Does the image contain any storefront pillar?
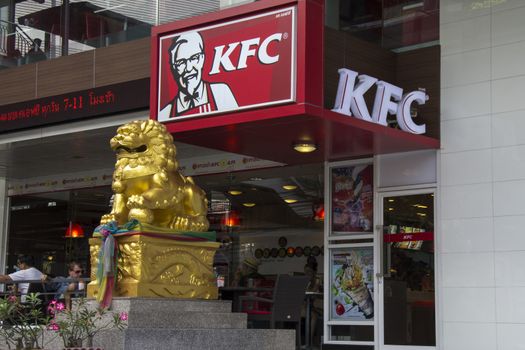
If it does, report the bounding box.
[0,177,7,280]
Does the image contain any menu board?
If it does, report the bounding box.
[331,247,374,321]
[331,164,373,233]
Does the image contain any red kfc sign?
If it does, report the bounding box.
[155,6,296,122]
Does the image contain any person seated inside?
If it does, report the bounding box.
[0,254,44,302]
[304,256,322,293]
[26,38,46,63]
[232,257,268,313]
[233,257,264,287]
[302,256,323,345]
[45,261,85,309]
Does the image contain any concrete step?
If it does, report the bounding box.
[80,297,245,329]
[127,311,247,329]
[123,328,296,350]
[108,297,233,314]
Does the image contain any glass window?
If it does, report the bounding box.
[7,188,112,277]
[1,0,256,68]
[326,0,439,51]
[6,163,324,290]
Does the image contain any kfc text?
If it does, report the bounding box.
[209,33,284,75]
[333,68,428,134]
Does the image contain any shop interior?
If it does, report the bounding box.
[6,161,325,287]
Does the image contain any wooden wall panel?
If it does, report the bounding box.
[397,46,441,139]
[94,38,150,87]
[0,65,37,105]
[324,28,346,111]
[325,28,396,111]
[0,38,151,107]
[37,51,94,98]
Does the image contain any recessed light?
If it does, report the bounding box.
[388,199,395,202]
[388,207,394,211]
[282,185,297,191]
[284,198,298,204]
[416,212,427,216]
[228,190,242,196]
[292,142,317,153]
[242,203,256,207]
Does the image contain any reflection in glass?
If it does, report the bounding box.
[383,193,435,346]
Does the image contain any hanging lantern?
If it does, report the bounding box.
[313,202,325,221]
[222,211,241,228]
[65,222,84,238]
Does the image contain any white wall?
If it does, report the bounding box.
[440,1,525,349]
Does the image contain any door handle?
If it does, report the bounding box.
[376,224,391,279]
[376,224,384,279]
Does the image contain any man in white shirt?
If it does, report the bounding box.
[0,254,44,301]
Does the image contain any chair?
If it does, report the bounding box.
[26,282,50,317]
[239,275,309,349]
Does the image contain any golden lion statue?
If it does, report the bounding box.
[101,119,209,232]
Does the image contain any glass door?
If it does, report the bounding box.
[378,191,436,349]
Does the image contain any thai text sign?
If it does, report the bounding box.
[0,79,149,133]
[155,6,296,122]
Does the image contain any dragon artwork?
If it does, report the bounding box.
[100,119,209,232]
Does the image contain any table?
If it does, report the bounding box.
[219,286,273,312]
[304,291,323,350]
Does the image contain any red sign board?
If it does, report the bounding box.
[383,232,434,243]
[154,5,296,123]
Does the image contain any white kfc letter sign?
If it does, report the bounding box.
[332,68,428,134]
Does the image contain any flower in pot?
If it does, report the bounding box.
[0,293,53,349]
[47,298,127,349]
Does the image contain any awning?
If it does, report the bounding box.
[166,104,440,165]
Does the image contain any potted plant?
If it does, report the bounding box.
[47,298,127,349]
[0,293,53,350]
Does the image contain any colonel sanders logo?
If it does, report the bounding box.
[159,32,238,120]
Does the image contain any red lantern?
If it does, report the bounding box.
[222,211,241,228]
[313,202,325,221]
[65,222,84,238]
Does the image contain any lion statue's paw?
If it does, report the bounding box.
[100,214,116,225]
[171,216,190,231]
[127,194,146,209]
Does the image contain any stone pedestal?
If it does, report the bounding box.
[87,233,220,299]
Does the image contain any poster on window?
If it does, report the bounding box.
[331,247,374,321]
[331,164,373,233]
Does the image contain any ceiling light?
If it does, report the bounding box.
[249,177,263,181]
[242,203,256,207]
[388,199,395,202]
[228,189,242,196]
[388,207,394,211]
[282,185,297,191]
[413,204,428,209]
[284,198,298,204]
[292,142,317,153]
[416,212,427,216]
